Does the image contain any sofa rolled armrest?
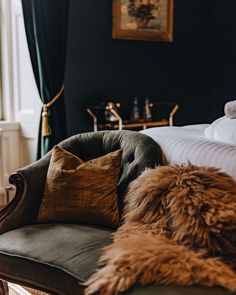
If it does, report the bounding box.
[0,173,25,223]
[0,153,51,234]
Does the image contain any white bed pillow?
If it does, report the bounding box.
[204,116,236,145]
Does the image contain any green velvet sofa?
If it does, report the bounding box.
[0,130,234,295]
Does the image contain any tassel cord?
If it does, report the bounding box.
[41,84,64,137]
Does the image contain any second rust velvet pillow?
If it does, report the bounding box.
[38,146,122,228]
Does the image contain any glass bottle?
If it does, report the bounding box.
[130,97,140,121]
[143,97,152,121]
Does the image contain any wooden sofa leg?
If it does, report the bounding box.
[0,280,8,295]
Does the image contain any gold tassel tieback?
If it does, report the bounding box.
[42,106,52,137]
[41,84,64,137]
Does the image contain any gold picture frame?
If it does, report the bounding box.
[113,0,174,42]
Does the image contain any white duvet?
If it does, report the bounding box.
[141,124,236,181]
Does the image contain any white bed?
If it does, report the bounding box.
[141,124,236,181]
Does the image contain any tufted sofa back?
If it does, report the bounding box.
[1,131,162,232]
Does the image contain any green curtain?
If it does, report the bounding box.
[22,0,69,159]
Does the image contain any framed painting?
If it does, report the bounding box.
[112,0,174,42]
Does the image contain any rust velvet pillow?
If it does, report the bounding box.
[38,146,122,228]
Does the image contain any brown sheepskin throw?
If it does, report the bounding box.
[84,164,236,295]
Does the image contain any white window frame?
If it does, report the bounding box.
[0,63,2,120]
[0,0,15,121]
[0,0,41,167]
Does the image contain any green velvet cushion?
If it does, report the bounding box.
[0,224,233,295]
[0,224,113,295]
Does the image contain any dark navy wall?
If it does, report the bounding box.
[64,0,236,135]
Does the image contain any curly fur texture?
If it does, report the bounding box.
[84,164,236,295]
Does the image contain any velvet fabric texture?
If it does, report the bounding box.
[38,146,122,228]
[22,0,69,158]
[0,224,113,295]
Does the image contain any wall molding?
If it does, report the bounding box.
[0,121,19,205]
